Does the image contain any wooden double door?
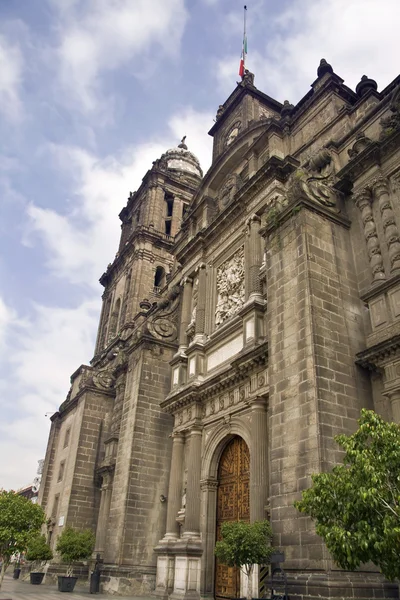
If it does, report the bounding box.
[215,436,250,600]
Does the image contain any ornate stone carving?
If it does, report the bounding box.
[287,149,338,208]
[225,121,241,148]
[391,171,400,193]
[215,246,245,326]
[348,131,373,158]
[380,86,400,139]
[188,277,198,332]
[93,369,116,390]
[372,176,400,272]
[354,187,386,281]
[216,105,225,121]
[218,174,239,209]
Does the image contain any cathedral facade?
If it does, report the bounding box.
[39,61,400,600]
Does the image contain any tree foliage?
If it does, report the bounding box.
[0,490,46,589]
[26,534,53,570]
[295,409,400,581]
[56,527,95,576]
[214,520,273,600]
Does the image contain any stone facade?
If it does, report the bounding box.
[39,64,400,599]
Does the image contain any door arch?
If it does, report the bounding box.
[215,436,250,600]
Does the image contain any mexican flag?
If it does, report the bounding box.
[238,10,247,77]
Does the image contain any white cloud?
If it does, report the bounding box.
[0,34,24,121]
[0,298,99,490]
[0,297,16,354]
[26,107,213,287]
[50,0,188,112]
[217,0,400,103]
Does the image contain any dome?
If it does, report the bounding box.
[161,138,203,178]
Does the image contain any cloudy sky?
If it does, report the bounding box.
[0,0,399,491]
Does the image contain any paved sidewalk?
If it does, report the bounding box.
[0,574,151,600]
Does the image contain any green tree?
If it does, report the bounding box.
[295,409,400,581]
[214,520,273,600]
[26,534,53,572]
[0,490,46,589]
[56,527,95,576]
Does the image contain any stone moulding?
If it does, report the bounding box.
[161,340,268,414]
[356,333,400,370]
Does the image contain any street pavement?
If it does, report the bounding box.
[0,574,152,600]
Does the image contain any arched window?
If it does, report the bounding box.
[108,298,121,340]
[98,297,112,350]
[164,192,174,236]
[154,266,166,294]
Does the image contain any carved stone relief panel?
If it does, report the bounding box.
[215,246,245,327]
[388,286,400,319]
[369,296,389,330]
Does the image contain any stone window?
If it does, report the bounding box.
[108,298,121,340]
[63,427,71,449]
[57,461,65,482]
[165,192,174,235]
[154,266,166,294]
[52,494,60,517]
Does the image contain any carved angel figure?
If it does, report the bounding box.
[215,248,245,326]
[287,149,337,208]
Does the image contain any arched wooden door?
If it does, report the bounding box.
[215,436,250,600]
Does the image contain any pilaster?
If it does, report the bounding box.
[372,176,400,273]
[354,187,386,282]
[249,397,269,522]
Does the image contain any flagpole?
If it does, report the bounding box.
[243,5,247,72]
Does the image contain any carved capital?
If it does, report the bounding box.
[200,478,218,491]
[196,262,206,273]
[181,276,193,287]
[247,214,262,226]
[372,176,390,198]
[354,187,372,209]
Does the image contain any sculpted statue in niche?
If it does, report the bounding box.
[287,148,338,209]
[188,277,199,333]
[215,246,245,326]
[218,174,238,209]
[225,121,241,148]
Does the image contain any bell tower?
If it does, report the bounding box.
[94,140,202,356]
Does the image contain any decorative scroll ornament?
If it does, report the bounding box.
[287,149,338,208]
[92,369,116,390]
[380,87,400,139]
[215,246,245,326]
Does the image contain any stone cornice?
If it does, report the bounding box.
[336,130,400,190]
[100,225,174,287]
[356,335,400,370]
[360,272,400,303]
[260,196,351,239]
[175,156,297,265]
[161,340,268,413]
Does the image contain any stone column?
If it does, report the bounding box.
[249,398,269,522]
[164,433,185,540]
[200,478,219,596]
[354,187,386,281]
[183,426,202,538]
[94,472,113,555]
[194,264,207,337]
[247,215,263,299]
[179,278,193,351]
[372,176,400,273]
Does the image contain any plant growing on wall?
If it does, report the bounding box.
[56,527,95,577]
[295,409,400,581]
[214,520,273,600]
[0,490,46,589]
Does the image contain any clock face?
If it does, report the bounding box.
[226,123,240,146]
